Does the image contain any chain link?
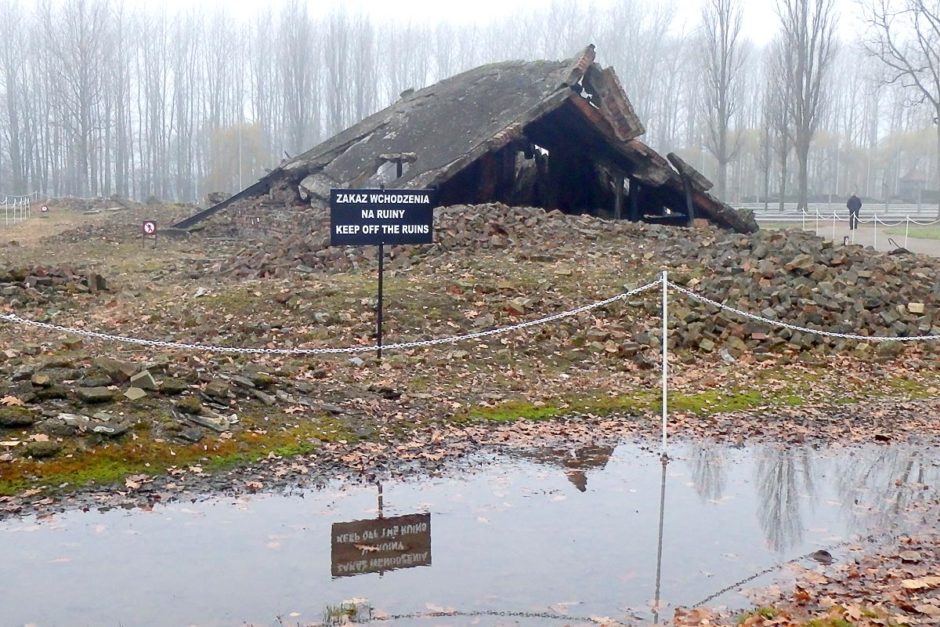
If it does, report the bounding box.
[374,609,631,624]
[0,279,661,355]
[669,281,940,342]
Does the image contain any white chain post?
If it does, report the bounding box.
[801,209,806,231]
[661,270,668,459]
[874,215,878,250]
[831,212,836,241]
[905,217,910,249]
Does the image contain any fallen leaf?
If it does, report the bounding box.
[901,576,940,591]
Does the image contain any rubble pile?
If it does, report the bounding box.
[207,203,940,355]
[665,228,940,356]
[0,265,108,308]
[210,203,642,278]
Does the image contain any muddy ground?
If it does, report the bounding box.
[0,201,938,626]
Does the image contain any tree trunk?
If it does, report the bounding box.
[936,123,940,218]
[797,142,809,213]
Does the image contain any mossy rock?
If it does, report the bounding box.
[35,385,69,400]
[203,380,230,399]
[249,372,276,389]
[160,379,190,396]
[175,397,202,415]
[76,387,117,404]
[0,406,39,427]
[24,440,63,459]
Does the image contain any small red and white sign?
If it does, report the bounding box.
[40,205,49,213]
[142,220,157,235]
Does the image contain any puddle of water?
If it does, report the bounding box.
[0,440,936,626]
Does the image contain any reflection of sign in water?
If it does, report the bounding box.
[331,513,431,577]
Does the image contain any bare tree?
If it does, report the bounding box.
[0,0,28,193]
[701,0,747,199]
[864,0,940,215]
[777,0,838,212]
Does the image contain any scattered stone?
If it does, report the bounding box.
[92,357,138,383]
[177,426,204,443]
[183,412,230,433]
[76,387,117,404]
[203,380,230,400]
[79,376,113,388]
[248,372,276,388]
[907,302,925,314]
[62,338,84,351]
[34,385,68,400]
[0,406,39,428]
[129,370,158,390]
[349,357,365,368]
[91,421,131,437]
[159,379,190,395]
[124,387,148,401]
[230,375,256,389]
[24,440,63,458]
[12,365,37,382]
[30,373,52,387]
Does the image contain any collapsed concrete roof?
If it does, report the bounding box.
[174,45,757,233]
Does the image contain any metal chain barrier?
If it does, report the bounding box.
[669,281,940,342]
[371,608,631,624]
[0,279,662,355]
[692,539,857,608]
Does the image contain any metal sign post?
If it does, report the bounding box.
[142,220,157,247]
[377,243,384,360]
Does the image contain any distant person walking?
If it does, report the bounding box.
[847,193,862,230]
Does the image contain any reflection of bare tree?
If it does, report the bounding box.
[834,445,940,533]
[756,445,816,553]
[691,443,726,501]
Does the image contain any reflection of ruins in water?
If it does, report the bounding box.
[523,445,616,492]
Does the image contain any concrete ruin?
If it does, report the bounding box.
[174,45,757,233]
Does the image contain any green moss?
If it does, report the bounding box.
[464,386,806,423]
[0,415,354,497]
[470,400,564,422]
[738,607,778,623]
[670,389,767,414]
[807,619,854,627]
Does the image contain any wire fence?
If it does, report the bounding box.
[798,208,940,250]
[0,194,35,227]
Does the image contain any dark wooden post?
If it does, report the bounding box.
[628,178,640,222]
[681,175,695,226]
[614,173,624,220]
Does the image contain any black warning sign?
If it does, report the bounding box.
[330,189,434,246]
